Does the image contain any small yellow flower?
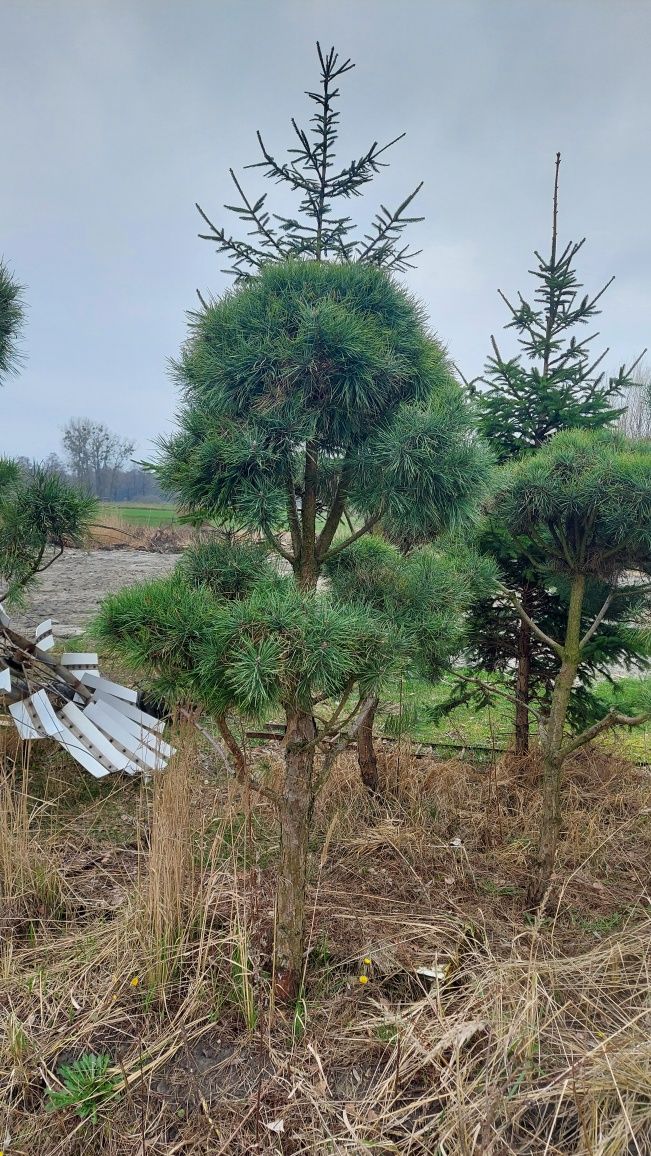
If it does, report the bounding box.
[130,976,140,988]
[363,957,372,965]
[358,974,369,985]
[111,994,117,1002]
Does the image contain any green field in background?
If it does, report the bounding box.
[99,502,178,526]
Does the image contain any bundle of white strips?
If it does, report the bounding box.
[0,604,174,779]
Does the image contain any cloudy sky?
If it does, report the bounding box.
[2,0,650,460]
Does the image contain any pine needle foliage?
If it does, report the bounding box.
[178,534,274,600]
[96,570,400,724]
[454,542,650,730]
[0,259,24,383]
[497,429,651,579]
[0,462,96,605]
[196,43,423,279]
[157,261,493,585]
[324,535,497,684]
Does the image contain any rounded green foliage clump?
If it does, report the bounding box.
[95,569,400,720]
[157,260,492,542]
[176,260,441,440]
[495,429,651,578]
[178,535,275,600]
[324,534,498,682]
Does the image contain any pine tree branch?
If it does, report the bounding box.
[34,544,65,578]
[315,695,377,790]
[315,467,351,561]
[579,590,615,648]
[301,441,319,577]
[195,202,267,270]
[355,184,424,265]
[261,527,294,565]
[285,468,303,559]
[560,709,649,760]
[322,511,383,562]
[500,586,564,659]
[198,716,281,804]
[226,168,287,257]
[450,669,545,724]
[314,677,356,733]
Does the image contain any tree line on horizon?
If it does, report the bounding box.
[12,416,165,503]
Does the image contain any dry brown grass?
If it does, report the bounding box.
[88,511,193,552]
[1,734,651,1153]
[0,743,67,930]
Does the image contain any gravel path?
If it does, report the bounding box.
[9,549,181,635]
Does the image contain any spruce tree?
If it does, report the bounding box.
[195,43,423,281]
[458,155,646,754]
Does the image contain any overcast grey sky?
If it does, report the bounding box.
[2,0,651,461]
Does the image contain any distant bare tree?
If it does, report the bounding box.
[617,362,651,440]
[62,418,135,499]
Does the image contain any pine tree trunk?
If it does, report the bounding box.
[527,574,584,908]
[356,697,380,795]
[534,749,564,904]
[274,707,317,1001]
[514,586,533,756]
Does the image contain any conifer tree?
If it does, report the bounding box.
[496,429,651,904]
[195,43,423,281]
[0,260,95,603]
[96,44,494,998]
[457,155,646,754]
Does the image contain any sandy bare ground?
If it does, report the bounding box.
[10,548,181,636]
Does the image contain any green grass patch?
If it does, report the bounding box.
[99,502,178,526]
[377,671,650,761]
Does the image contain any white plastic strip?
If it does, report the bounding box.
[60,653,100,676]
[9,690,62,740]
[92,689,165,734]
[31,689,62,736]
[0,666,11,693]
[58,702,133,773]
[9,699,44,740]
[0,603,9,626]
[54,724,112,778]
[35,620,54,652]
[84,700,166,772]
[88,696,174,760]
[79,672,138,704]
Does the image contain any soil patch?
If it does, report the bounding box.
[11,548,181,633]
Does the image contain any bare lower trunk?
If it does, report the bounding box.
[528,575,584,908]
[274,708,317,1002]
[514,612,532,757]
[356,697,380,795]
[529,752,564,906]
